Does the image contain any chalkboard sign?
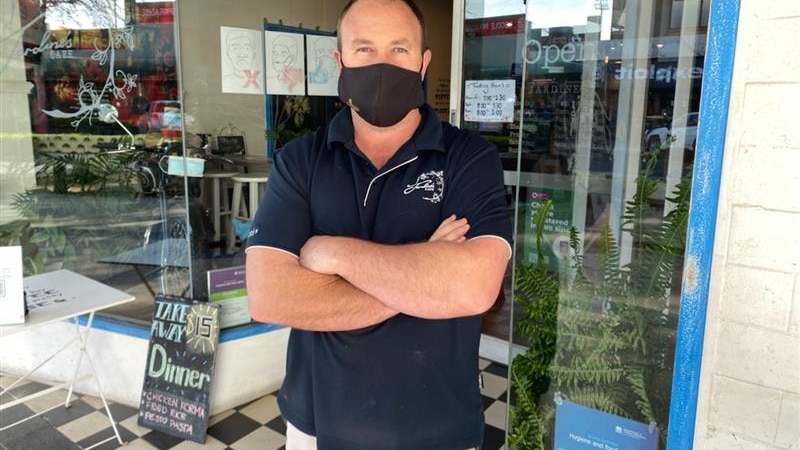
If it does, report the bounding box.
[138,296,220,443]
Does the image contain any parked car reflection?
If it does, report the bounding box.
[645,112,699,153]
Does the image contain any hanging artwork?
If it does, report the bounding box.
[305,35,339,96]
[220,27,264,95]
[264,31,306,95]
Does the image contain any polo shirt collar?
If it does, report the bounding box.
[327,105,447,157]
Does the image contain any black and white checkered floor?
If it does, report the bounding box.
[1,359,509,450]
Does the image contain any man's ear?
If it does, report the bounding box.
[421,48,432,80]
[334,49,343,70]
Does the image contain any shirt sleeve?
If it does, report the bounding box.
[245,136,314,256]
[442,130,513,250]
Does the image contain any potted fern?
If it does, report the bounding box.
[509,144,691,450]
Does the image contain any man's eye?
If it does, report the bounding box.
[393,47,409,53]
[356,47,373,53]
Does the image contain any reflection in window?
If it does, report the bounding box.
[465,0,526,19]
[1,0,191,326]
[670,0,711,29]
[478,0,711,448]
[526,0,614,40]
[45,0,127,30]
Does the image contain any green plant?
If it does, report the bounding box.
[0,220,51,275]
[34,148,142,194]
[0,147,157,276]
[508,200,559,450]
[1,189,155,276]
[265,95,310,148]
[509,139,690,450]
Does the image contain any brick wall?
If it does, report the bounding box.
[695,1,800,449]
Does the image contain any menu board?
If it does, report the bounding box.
[138,296,220,443]
[464,79,516,123]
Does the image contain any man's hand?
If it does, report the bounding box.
[299,215,470,274]
[429,214,469,243]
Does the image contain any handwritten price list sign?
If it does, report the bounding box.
[464,79,516,123]
[138,296,220,443]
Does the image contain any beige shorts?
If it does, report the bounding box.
[285,421,318,449]
[285,421,479,450]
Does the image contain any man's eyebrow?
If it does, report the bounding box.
[390,38,413,46]
[349,38,374,46]
[347,38,414,47]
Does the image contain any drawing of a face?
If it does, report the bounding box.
[271,35,296,73]
[227,32,255,73]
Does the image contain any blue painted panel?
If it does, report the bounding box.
[666,1,741,449]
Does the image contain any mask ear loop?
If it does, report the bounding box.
[418,60,427,104]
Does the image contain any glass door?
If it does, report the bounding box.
[454,0,709,448]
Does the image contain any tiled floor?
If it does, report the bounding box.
[0,358,509,450]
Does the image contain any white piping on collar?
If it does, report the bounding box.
[363,156,419,207]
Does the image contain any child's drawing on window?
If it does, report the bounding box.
[265,31,306,95]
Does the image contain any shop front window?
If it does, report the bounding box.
[1,0,191,324]
[460,0,707,448]
[2,0,351,330]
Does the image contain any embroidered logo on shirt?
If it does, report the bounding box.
[403,170,444,204]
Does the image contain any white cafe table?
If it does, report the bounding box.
[0,269,135,449]
[98,237,190,297]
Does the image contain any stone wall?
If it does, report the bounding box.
[695,1,800,449]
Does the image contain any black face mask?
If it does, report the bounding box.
[338,63,424,128]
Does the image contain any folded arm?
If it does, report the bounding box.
[246,248,396,331]
[246,215,475,330]
[299,225,510,319]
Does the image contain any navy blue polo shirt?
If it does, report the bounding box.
[246,105,512,450]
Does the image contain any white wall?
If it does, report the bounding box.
[694,1,800,449]
[0,322,289,414]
